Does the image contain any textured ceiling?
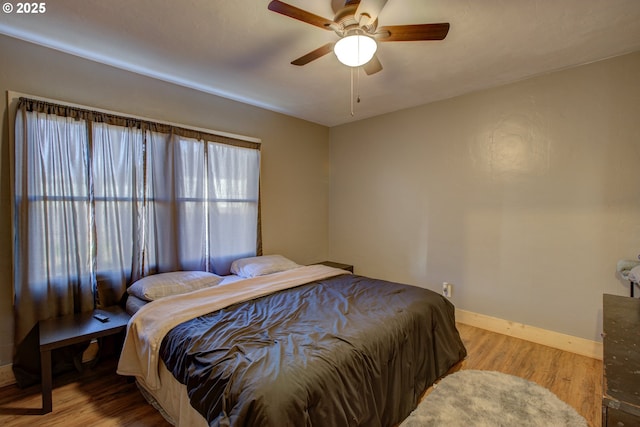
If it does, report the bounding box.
[1,0,640,126]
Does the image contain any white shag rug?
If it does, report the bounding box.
[400,370,588,427]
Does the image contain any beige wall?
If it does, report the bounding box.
[0,35,330,365]
[329,52,640,342]
[1,32,638,369]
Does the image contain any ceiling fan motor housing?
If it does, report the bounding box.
[332,3,378,36]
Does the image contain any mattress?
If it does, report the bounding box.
[118,265,467,426]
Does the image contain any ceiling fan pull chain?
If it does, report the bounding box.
[357,66,361,104]
[350,65,363,116]
[350,67,355,116]
[356,38,361,104]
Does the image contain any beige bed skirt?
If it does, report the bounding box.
[136,361,208,427]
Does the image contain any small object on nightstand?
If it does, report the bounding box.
[314,261,354,273]
[93,313,109,322]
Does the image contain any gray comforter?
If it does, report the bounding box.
[159,273,467,426]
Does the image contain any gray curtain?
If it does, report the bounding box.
[13,98,261,386]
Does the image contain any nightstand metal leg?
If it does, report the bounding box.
[41,348,52,414]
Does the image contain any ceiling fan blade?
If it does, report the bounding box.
[331,0,354,14]
[363,54,383,75]
[377,23,450,42]
[291,42,336,66]
[268,0,334,30]
[355,0,389,27]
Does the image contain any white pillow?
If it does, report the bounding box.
[127,271,223,301]
[230,255,300,278]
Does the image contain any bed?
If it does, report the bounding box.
[117,256,467,427]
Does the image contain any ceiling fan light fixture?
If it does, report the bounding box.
[334,34,377,67]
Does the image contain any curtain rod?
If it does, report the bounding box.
[10,91,262,144]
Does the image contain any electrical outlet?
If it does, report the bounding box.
[442,282,452,298]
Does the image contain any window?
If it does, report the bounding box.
[13,97,261,340]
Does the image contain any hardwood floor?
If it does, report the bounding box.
[0,323,602,426]
[0,359,171,427]
[450,324,601,427]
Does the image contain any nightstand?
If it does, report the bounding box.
[39,305,130,413]
[314,261,354,273]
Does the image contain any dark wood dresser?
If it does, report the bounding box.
[602,294,640,426]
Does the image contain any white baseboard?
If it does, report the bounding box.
[0,363,16,388]
[456,309,603,360]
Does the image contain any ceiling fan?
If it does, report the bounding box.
[267,0,450,75]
